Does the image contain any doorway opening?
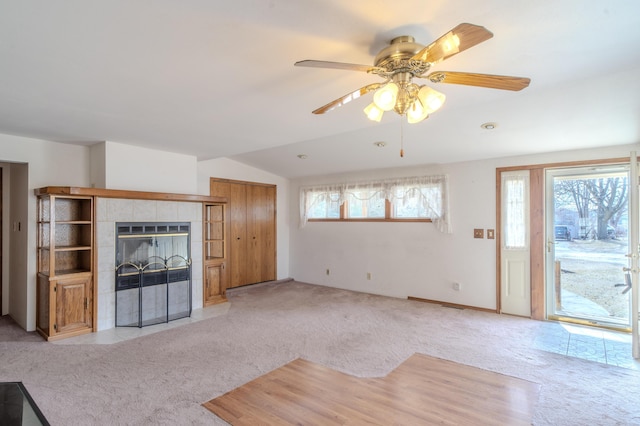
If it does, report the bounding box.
[545,165,631,330]
[0,167,2,313]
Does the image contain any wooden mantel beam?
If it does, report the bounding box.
[34,186,227,203]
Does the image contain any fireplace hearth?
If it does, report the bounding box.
[115,222,192,327]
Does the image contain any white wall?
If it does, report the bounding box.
[0,133,91,330]
[89,142,106,189]
[197,157,290,280]
[290,143,640,310]
[0,134,91,188]
[102,141,198,193]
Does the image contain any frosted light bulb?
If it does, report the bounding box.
[364,103,384,122]
[373,83,399,111]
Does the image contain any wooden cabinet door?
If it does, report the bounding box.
[204,263,226,305]
[54,275,92,334]
[229,183,247,288]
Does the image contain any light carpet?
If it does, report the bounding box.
[1,280,640,425]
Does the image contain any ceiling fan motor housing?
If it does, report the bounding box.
[374,36,427,114]
[374,36,426,68]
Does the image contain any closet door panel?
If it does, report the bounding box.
[246,185,265,284]
[209,181,230,199]
[262,185,276,282]
[229,183,247,288]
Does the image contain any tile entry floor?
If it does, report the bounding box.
[534,321,639,370]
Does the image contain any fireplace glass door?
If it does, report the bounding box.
[115,223,191,327]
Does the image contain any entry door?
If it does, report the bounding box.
[545,165,632,330]
[500,170,531,316]
[631,155,639,359]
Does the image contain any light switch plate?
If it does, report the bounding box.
[487,229,495,239]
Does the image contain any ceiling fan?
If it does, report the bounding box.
[295,23,530,124]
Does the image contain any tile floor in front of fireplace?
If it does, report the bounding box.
[52,302,230,345]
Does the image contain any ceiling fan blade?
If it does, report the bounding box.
[412,23,493,64]
[427,71,531,91]
[295,60,376,73]
[312,83,383,114]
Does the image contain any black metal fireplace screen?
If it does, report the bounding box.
[115,222,192,327]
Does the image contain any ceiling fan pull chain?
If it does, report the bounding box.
[400,116,404,158]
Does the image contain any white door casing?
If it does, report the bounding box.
[630,153,639,358]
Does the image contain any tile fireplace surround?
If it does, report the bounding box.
[96,197,204,331]
[35,186,227,339]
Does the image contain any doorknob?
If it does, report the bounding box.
[616,269,632,294]
[546,239,555,253]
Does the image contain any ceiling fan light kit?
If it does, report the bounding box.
[364,103,384,122]
[373,82,399,111]
[405,85,446,124]
[295,23,530,125]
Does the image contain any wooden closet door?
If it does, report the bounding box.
[245,185,276,284]
[262,186,276,282]
[229,183,247,288]
[246,185,265,284]
[210,178,276,288]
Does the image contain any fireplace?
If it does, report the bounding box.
[115,222,192,327]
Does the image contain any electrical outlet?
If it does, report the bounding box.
[473,228,484,239]
[366,272,372,280]
[452,282,461,291]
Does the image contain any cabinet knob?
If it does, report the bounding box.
[237,237,241,240]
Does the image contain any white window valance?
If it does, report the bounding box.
[299,174,452,233]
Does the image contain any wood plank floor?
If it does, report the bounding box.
[203,353,540,425]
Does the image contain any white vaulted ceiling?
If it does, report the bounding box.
[1,1,639,177]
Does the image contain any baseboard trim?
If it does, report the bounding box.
[225,278,294,295]
[408,296,498,314]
